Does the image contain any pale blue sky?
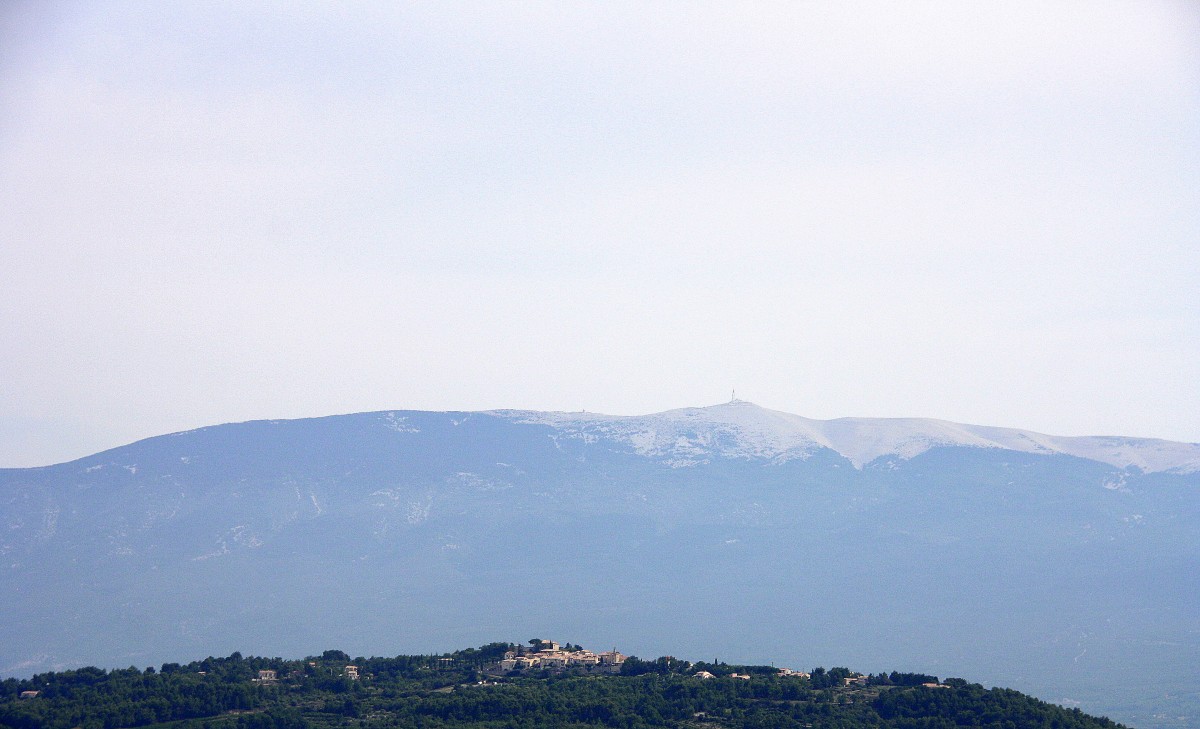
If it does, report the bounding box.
[2,2,1198,467]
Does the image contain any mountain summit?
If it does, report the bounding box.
[491,401,1200,473]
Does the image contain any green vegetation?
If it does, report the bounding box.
[0,644,1126,729]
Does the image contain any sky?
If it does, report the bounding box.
[1,2,1198,467]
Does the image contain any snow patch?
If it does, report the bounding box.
[38,508,59,542]
[407,500,431,525]
[490,401,1200,474]
[1102,474,1129,491]
[193,525,262,560]
[452,472,509,491]
[381,412,419,433]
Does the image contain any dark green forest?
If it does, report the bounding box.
[0,644,1127,729]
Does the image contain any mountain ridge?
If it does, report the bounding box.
[493,400,1200,473]
[19,400,1200,475]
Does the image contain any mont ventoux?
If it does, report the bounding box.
[2,401,1197,728]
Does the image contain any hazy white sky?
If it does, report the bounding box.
[2,2,1198,467]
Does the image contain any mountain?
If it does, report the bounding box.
[1,402,1197,728]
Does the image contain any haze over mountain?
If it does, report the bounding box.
[2,402,1197,728]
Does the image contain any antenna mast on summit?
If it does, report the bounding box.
[731,388,736,402]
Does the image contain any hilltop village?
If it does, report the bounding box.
[486,640,827,683]
[490,640,627,675]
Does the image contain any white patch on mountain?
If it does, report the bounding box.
[380,412,420,433]
[493,400,1200,474]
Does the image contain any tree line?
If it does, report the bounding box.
[0,643,1126,729]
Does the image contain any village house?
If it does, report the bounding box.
[256,670,277,682]
[493,642,625,675]
[345,665,359,680]
[19,691,39,699]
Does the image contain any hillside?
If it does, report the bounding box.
[0,642,1127,729]
[1,403,1197,728]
